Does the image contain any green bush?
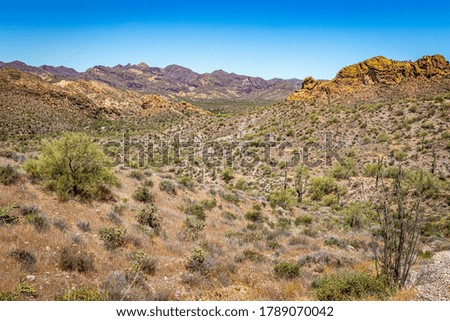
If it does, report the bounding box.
[340,202,375,230]
[129,250,157,275]
[309,176,338,201]
[0,205,19,226]
[178,176,194,190]
[57,287,109,301]
[222,192,240,205]
[159,180,176,195]
[136,204,161,231]
[23,133,117,201]
[295,215,312,226]
[312,271,391,300]
[221,168,235,183]
[0,291,17,301]
[183,217,205,239]
[362,163,380,177]
[132,186,154,203]
[0,164,20,185]
[268,188,297,210]
[99,226,126,250]
[274,261,300,279]
[185,247,206,272]
[184,203,206,220]
[330,157,357,179]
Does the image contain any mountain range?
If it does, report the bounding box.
[0,60,301,101]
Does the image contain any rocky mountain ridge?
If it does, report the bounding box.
[288,55,450,104]
[0,60,301,101]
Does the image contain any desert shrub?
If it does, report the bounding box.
[312,271,391,300]
[184,203,206,220]
[0,204,19,226]
[178,176,194,190]
[330,157,357,179]
[129,170,145,181]
[23,133,118,201]
[0,291,17,301]
[221,167,235,183]
[245,210,262,222]
[77,221,91,232]
[16,282,37,298]
[183,217,205,239]
[57,287,109,301]
[159,180,176,195]
[136,205,161,232]
[59,247,94,273]
[185,247,206,272]
[143,178,154,187]
[295,215,312,226]
[235,178,250,191]
[393,150,408,162]
[0,164,20,185]
[20,206,49,232]
[222,211,237,220]
[132,186,154,203]
[362,163,379,177]
[53,218,68,231]
[274,261,300,279]
[322,194,338,206]
[236,250,265,263]
[129,250,157,275]
[199,199,217,210]
[222,192,240,205]
[268,188,297,210]
[99,226,127,250]
[376,132,390,143]
[340,202,375,230]
[309,176,338,201]
[9,249,36,269]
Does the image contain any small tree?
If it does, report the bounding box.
[24,133,117,200]
[372,165,425,288]
[294,164,309,203]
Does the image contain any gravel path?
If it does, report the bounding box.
[409,251,450,301]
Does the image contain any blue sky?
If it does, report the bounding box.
[1,0,449,79]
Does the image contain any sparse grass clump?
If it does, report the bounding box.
[312,271,391,300]
[99,226,127,250]
[132,186,154,203]
[159,180,176,195]
[0,204,19,226]
[245,204,263,222]
[59,247,95,273]
[222,192,240,205]
[23,133,117,201]
[274,261,300,279]
[0,164,20,185]
[20,206,49,232]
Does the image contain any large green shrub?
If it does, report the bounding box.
[309,176,339,201]
[268,188,297,210]
[24,133,117,201]
[312,271,391,300]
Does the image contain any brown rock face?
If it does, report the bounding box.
[288,55,450,104]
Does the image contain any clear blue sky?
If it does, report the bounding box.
[1,0,449,79]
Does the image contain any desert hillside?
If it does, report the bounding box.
[0,55,449,301]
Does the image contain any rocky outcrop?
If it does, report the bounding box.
[288,55,450,104]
